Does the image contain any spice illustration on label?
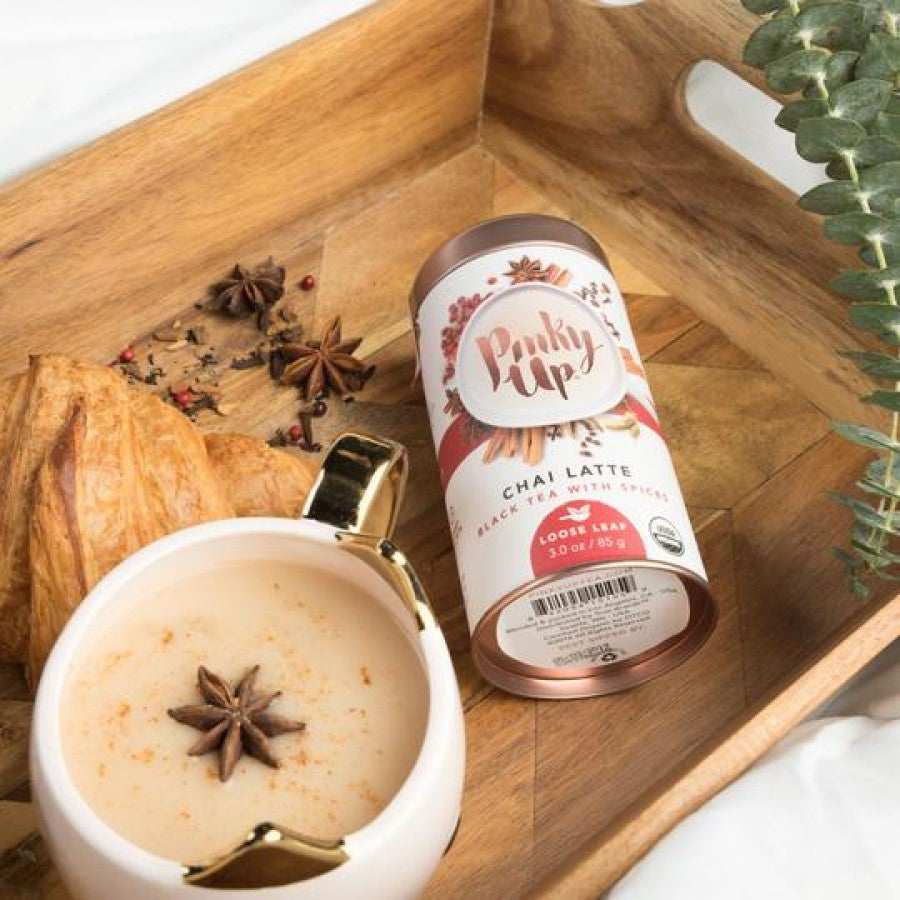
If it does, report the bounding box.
[436,258,655,480]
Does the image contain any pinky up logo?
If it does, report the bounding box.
[530,500,646,577]
[455,283,626,430]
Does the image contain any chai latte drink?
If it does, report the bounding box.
[61,559,428,863]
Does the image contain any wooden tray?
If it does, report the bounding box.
[2,1,899,896]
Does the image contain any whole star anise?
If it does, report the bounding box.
[211,257,285,329]
[504,255,545,283]
[168,665,305,782]
[280,316,374,398]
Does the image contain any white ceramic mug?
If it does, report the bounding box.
[31,432,465,899]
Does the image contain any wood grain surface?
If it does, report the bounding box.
[0,0,492,375]
[484,0,884,428]
[0,0,897,897]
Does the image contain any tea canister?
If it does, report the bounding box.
[410,214,717,699]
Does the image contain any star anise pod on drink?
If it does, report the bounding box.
[280,316,375,398]
[168,665,305,782]
[504,255,545,283]
[210,257,286,329]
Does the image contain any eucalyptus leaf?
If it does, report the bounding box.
[827,157,853,179]
[834,551,873,593]
[859,160,900,190]
[831,420,900,450]
[853,524,900,559]
[844,530,884,569]
[847,542,880,566]
[744,17,802,68]
[849,541,900,576]
[832,546,861,568]
[799,180,862,214]
[867,455,900,486]
[830,269,900,299]
[823,212,897,244]
[741,0,789,10]
[803,50,860,96]
[831,78,894,125]
[796,116,865,162]
[856,476,900,501]
[832,549,872,594]
[872,113,900,142]
[863,389,900,411]
[861,243,900,267]
[855,135,900,166]
[867,190,900,214]
[840,348,900,376]
[857,160,900,210]
[776,97,831,132]
[741,2,900,594]
[856,31,900,80]
[831,491,900,534]
[767,48,830,92]
[830,150,891,179]
[848,302,900,341]
[858,0,900,24]
[796,3,868,51]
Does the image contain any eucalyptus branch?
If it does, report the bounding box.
[742,0,900,596]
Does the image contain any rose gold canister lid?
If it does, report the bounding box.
[410,214,608,315]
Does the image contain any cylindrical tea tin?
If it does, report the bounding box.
[410,214,716,699]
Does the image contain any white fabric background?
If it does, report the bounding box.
[610,641,900,900]
[3,2,898,897]
[0,0,373,184]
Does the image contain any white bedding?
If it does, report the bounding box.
[3,2,898,897]
[0,0,374,184]
[610,641,900,899]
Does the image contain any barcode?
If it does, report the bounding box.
[530,574,638,617]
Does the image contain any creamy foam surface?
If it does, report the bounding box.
[61,560,428,863]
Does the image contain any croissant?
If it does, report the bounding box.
[0,371,30,661]
[0,355,317,688]
[204,432,316,518]
[0,356,120,662]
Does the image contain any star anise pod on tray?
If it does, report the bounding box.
[210,257,285,329]
[168,665,305,782]
[504,255,545,283]
[280,316,375,398]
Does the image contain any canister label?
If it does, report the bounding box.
[416,243,705,672]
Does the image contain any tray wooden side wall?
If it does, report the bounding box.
[0,0,493,371]
[0,1,898,898]
[486,0,877,428]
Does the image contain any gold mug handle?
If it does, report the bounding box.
[301,431,408,539]
[304,431,435,633]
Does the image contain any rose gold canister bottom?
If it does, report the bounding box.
[472,561,716,699]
